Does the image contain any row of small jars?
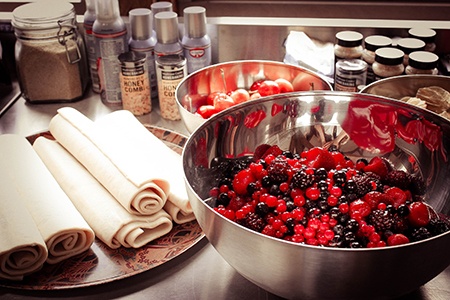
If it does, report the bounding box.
[334,29,440,90]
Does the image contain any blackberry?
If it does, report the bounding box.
[267,157,290,183]
[333,224,345,236]
[368,209,394,232]
[291,169,314,189]
[282,150,294,159]
[384,170,411,190]
[427,219,450,235]
[238,212,266,232]
[410,227,432,241]
[255,202,270,217]
[352,174,376,197]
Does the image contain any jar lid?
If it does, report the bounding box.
[364,35,392,52]
[119,51,147,65]
[375,47,404,65]
[397,38,426,54]
[336,31,363,47]
[408,51,439,70]
[12,0,75,30]
[155,11,179,44]
[408,27,436,44]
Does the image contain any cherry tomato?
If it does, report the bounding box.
[275,78,294,93]
[258,80,281,97]
[292,73,327,91]
[230,88,250,104]
[214,94,235,111]
[196,105,219,119]
[249,79,264,91]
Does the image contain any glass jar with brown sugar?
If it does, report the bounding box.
[12,0,88,103]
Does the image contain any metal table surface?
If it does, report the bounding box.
[0,90,449,300]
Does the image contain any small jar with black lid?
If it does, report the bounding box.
[334,30,364,62]
[405,51,439,75]
[397,37,426,66]
[362,35,392,85]
[373,47,405,81]
[408,27,437,52]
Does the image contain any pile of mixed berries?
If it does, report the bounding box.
[209,144,450,248]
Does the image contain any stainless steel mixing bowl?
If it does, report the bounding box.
[176,60,332,133]
[360,74,450,99]
[182,91,450,300]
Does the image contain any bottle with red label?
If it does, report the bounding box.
[181,6,211,73]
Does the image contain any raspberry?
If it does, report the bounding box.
[387,233,410,246]
[232,169,255,195]
[408,202,431,227]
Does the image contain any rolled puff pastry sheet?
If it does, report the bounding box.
[92,109,195,223]
[49,107,169,216]
[0,134,95,265]
[33,137,173,249]
[0,175,48,281]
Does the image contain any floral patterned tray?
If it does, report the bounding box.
[0,125,204,290]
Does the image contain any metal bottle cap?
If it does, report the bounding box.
[95,0,121,22]
[129,8,152,40]
[183,6,207,38]
[155,11,179,44]
[151,1,173,30]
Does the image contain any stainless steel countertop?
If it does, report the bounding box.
[0,90,449,300]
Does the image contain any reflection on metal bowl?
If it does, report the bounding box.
[176,60,332,133]
[360,74,450,100]
[182,91,450,300]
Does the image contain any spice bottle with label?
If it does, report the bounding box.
[397,38,426,67]
[129,8,158,99]
[181,6,212,74]
[83,0,100,93]
[12,0,88,103]
[334,59,367,92]
[408,28,437,52]
[362,35,392,85]
[119,51,151,116]
[156,54,187,120]
[405,51,439,75]
[154,11,183,57]
[93,0,128,105]
[373,47,405,80]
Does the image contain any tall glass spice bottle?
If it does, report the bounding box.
[154,11,183,57]
[12,0,88,103]
[362,35,392,85]
[93,0,128,105]
[83,0,100,93]
[128,8,157,99]
[181,6,212,74]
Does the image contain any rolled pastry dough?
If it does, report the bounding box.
[33,137,173,249]
[0,134,95,265]
[0,174,48,281]
[49,108,168,215]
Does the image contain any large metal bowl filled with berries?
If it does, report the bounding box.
[175,60,332,133]
[182,91,450,300]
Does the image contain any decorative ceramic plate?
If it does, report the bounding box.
[0,125,204,290]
